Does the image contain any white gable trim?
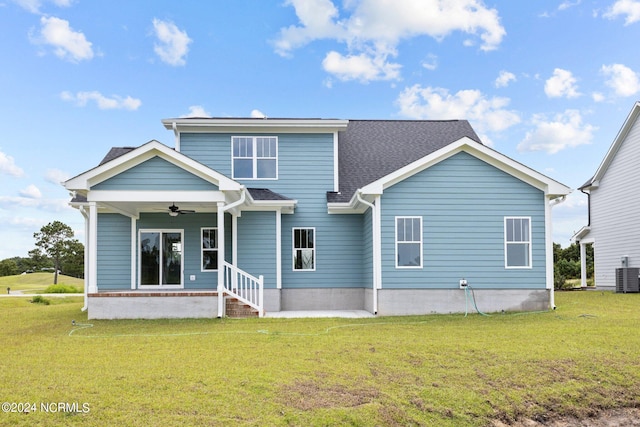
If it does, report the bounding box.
[65,140,241,192]
[583,101,640,190]
[359,137,572,198]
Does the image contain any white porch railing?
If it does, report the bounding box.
[223,262,264,317]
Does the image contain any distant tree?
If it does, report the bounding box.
[0,259,18,276]
[33,221,75,284]
[62,239,84,278]
[26,249,53,272]
[553,242,594,289]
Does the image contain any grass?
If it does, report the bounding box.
[1,291,640,426]
[0,273,84,293]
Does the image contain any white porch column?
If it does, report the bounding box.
[545,197,555,309]
[217,202,225,317]
[276,209,282,289]
[88,202,98,294]
[580,242,588,288]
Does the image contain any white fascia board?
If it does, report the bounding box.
[87,190,226,203]
[162,118,349,134]
[65,140,241,192]
[590,101,640,185]
[359,137,572,198]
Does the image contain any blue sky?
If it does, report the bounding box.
[1,0,640,260]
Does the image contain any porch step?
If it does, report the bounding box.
[225,297,259,318]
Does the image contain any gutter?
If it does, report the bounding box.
[356,191,379,315]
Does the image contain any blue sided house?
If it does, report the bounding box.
[64,117,571,319]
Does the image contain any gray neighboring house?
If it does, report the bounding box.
[573,102,640,290]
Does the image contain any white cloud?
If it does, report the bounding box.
[592,92,605,102]
[61,91,142,110]
[495,70,516,88]
[558,0,581,11]
[33,16,93,62]
[544,68,580,98]
[45,168,70,185]
[421,54,438,71]
[396,85,521,143]
[250,109,267,118]
[322,50,401,82]
[275,0,505,82]
[601,63,640,96]
[604,0,640,25]
[517,110,597,154]
[19,184,42,199]
[0,196,70,212]
[13,0,72,13]
[152,18,192,66]
[0,150,25,177]
[180,105,210,118]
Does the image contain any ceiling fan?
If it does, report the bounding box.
[166,203,195,217]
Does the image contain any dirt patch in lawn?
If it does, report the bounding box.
[278,379,379,411]
[492,407,640,427]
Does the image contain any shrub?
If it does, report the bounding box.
[43,284,81,294]
[31,295,50,305]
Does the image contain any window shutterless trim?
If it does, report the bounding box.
[395,216,423,269]
[201,227,218,272]
[231,136,278,180]
[292,227,316,271]
[504,216,532,269]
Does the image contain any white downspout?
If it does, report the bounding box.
[546,195,567,310]
[357,191,380,315]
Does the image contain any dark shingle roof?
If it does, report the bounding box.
[99,147,137,165]
[247,188,293,201]
[328,120,482,203]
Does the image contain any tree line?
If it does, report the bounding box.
[0,221,84,282]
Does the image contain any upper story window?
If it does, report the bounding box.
[505,217,532,268]
[232,136,277,179]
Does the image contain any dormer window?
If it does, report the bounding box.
[232,136,277,179]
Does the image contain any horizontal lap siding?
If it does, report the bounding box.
[381,151,546,289]
[590,117,640,287]
[237,212,277,289]
[180,132,365,288]
[97,213,131,290]
[93,156,218,191]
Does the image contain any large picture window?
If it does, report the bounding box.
[293,228,315,271]
[139,230,183,287]
[201,228,218,271]
[396,217,422,268]
[505,217,532,268]
[232,136,277,179]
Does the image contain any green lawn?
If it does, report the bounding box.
[1,291,639,426]
[0,273,83,293]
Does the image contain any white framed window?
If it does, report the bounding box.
[232,136,277,179]
[396,217,422,268]
[293,228,315,271]
[201,228,218,272]
[139,229,184,288]
[505,217,532,268]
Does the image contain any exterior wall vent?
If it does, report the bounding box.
[616,267,640,293]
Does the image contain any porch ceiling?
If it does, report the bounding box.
[98,201,222,217]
